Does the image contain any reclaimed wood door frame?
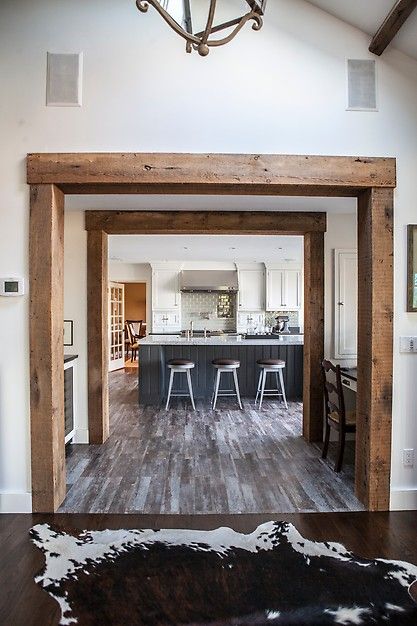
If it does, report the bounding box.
[27,152,396,512]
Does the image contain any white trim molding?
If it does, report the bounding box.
[0,491,32,513]
[390,488,417,511]
[72,428,89,444]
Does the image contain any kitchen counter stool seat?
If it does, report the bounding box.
[165,359,196,410]
[211,359,242,410]
[255,359,288,410]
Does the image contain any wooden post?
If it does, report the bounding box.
[29,184,66,512]
[87,230,109,443]
[356,188,393,510]
[303,231,325,442]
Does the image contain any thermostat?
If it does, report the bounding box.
[0,277,25,297]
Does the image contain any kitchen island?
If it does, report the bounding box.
[138,335,304,405]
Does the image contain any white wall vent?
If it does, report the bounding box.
[46,52,83,106]
[347,59,377,111]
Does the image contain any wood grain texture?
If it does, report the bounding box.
[85,210,326,235]
[27,153,396,195]
[303,232,325,443]
[369,0,417,55]
[29,184,66,512]
[87,231,109,444]
[356,188,394,511]
[59,370,362,514]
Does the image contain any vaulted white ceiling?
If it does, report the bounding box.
[307,0,417,60]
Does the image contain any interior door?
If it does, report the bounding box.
[334,250,358,359]
[109,282,125,371]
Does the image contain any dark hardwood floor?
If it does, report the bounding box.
[59,369,363,514]
[1,511,417,626]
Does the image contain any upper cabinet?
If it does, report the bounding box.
[266,268,302,311]
[151,267,181,311]
[334,250,357,359]
[237,267,265,311]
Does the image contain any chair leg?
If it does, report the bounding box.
[212,369,221,410]
[255,369,263,405]
[233,368,243,410]
[278,369,288,410]
[322,422,330,459]
[186,369,196,411]
[259,369,267,410]
[165,369,174,410]
[335,429,346,473]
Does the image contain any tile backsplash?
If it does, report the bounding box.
[181,292,236,332]
[265,310,300,328]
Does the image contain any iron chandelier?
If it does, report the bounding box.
[136,1,267,56]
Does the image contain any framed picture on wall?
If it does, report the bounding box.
[64,320,74,346]
[407,225,417,312]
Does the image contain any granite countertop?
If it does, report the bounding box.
[138,335,304,346]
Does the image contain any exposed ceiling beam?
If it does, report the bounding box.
[369,0,417,56]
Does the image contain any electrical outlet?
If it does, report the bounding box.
[403,449,415,467]
[400,337,417,353]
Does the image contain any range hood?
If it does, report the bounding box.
[180,270,239,293]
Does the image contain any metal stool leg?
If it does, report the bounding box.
[255,369,263,405]
[233,368,243,410]
[186,369,196,411]
[259,369,267,409]
[212,369,221,409]
[278,368,288,409]
[165,369,175,410]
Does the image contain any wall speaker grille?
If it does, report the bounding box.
[46,53,83,106]
[347,59,377,111]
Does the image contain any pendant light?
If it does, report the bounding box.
[136,0,267,56]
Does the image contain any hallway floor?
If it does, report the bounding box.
[59,370,364,514]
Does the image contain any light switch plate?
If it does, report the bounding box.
[400,336,417,353]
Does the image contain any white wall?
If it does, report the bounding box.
[1,0,417,511]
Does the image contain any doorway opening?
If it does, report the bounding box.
[60,227,363,514]
[28,152,394,513]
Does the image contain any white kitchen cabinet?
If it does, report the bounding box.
[266,269,301,311]
[238,268,265,311]
[334,249,357,359]
[152,269,180,311]
[283,270,301,310]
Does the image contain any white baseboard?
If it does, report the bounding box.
[390,489,417,511]
[72,428,89,444]
[0,492,32,513]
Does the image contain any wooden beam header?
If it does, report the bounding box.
[369,0,417,56]
[85,210,327,235]
[27,153,396,196]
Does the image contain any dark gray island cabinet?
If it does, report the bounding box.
[138,336,303,405]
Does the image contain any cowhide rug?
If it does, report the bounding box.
[31,521,417,626]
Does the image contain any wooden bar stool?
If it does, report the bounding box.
[212,359,243,410]
[165,359,196,410]
[255,359,288,410]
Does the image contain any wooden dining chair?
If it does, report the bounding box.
[125,320,140,361]
[321,359,356,472]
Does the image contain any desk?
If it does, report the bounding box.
[341,367,357,393]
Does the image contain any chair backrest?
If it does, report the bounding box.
[321,359,346,427]
[125,320,143,342]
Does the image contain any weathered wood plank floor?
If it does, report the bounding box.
[59,370,364,514]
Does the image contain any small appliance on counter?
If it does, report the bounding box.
[273,316,290,335]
